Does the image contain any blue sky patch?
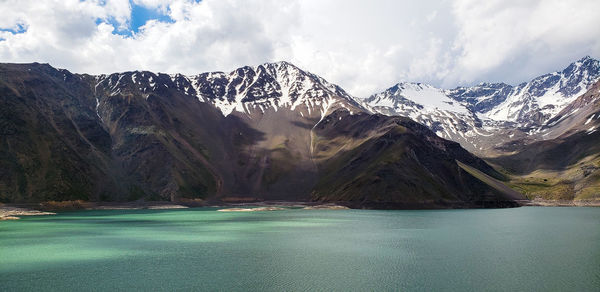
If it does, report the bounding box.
[0,23,28,35]
[98,1,175,37]
[130,4,174,33]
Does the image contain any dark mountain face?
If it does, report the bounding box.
[446,82,513,113]
[310,110,520,207]
[558,56,600,96]
[0,64,115,202]
[94,71,231,201]
[0,62,518,207]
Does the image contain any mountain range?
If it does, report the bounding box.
[365,56,600,156]
[364,56,600,200]
[1,56,599,207]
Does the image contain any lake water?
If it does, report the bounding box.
[1,207,599,291]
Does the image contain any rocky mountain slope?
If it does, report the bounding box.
[489,80,600,201]
[0,62,518,207]
[310,109,522,208]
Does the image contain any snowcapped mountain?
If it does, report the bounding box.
[364,82,505,154]
[189,62,365,118]
[96,61,367,123]
[487,80,600,201]
[539,79,600,140]
[92,62,374,200]
[482,56,600,126]
[366,82,469,114]
[364,56,600,155]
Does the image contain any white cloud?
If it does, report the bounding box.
[0,0,599,97]
[133,0,171,9]
[448,0,600,86]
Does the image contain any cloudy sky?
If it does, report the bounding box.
[1,0,599,97]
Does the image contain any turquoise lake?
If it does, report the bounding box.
[1,207,599,291]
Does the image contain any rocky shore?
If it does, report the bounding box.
[0,206,56,220]
[302,204,350,210]
[0,201,191,220]
[521,199,600,207]
[217,207,287,212]
[3,198,596,221]
[0,200,353,220]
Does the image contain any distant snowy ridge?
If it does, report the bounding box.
[367,82,469,115]
[364,82,487,153]
[482,56,600,125]
[363,56,600,154]
[367,56,599,126]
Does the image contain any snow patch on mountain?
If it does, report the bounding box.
[368,82,469,114]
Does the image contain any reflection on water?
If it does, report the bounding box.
[1,207,599,291]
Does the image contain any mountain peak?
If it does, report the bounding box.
[565,55,599,72]
[261,60,296,68]
[578,55,596,63]
[478,55,600,125]
[186,62,363,117]
[367,81,469,115]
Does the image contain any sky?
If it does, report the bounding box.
[0,0,599,97]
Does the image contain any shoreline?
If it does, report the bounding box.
[0,206,56,220]
[2,199,599,220]
[0,201,350,219]
[0,201,192,220]
[519,199,600,207]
